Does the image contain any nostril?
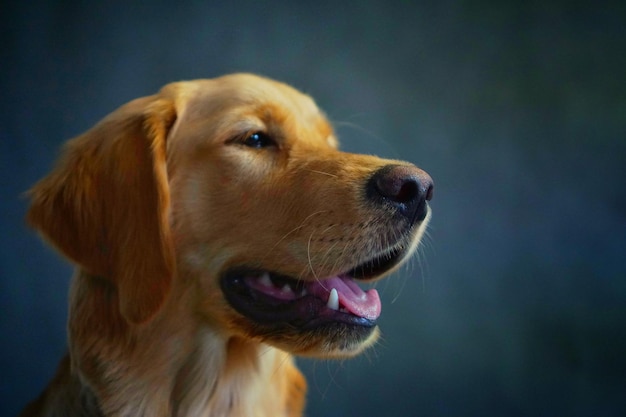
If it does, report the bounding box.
[376,175,419,204]
[397,180,419,203]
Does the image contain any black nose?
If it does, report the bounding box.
[366,164,434,223]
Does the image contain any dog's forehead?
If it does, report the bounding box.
[169,75,321,123]
[164,75,335,145]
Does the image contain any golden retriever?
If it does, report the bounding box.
[21,73,433,417]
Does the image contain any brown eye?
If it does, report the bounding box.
[242,132,275,148]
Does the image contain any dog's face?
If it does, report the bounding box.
[165,74,433,357]
[28,74,432,360]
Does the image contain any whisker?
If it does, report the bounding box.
[335,234,355,274]
[323,359,345,393]
[318,240,341,279]
[270,351,294,379]
[320,224,337,235]
[332,119,399,158]
[307,231,319,282]
[390,230,410,304]
[333,120,382,143]
[391,268,409,304]
[259,210,328,264]
[328,241,349,278]
[303,168,338,178]
[417,238,432,292]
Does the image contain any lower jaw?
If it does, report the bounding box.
[220,277,379,355]
[233,314,380,357]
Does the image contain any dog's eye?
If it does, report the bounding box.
[242,132,275,148]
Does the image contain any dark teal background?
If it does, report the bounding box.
[2,1,625,416]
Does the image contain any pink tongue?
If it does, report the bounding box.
[307,276,381,320]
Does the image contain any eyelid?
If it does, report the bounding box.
[225,129,260,145]
[226,130,278,149]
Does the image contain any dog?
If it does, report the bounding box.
[21,73,433,417]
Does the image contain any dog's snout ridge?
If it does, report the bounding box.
[366,164,434,222]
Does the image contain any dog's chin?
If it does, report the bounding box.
[220,242,412,357]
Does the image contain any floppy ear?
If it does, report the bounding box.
[27,96,177,324]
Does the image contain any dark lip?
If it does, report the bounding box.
[346,243,407,280]
[219,243,409,331]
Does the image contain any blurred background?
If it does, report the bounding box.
[2,1,625,416]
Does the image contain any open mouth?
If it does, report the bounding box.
[220,244,408,331]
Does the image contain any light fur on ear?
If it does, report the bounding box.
[27,96,177,324]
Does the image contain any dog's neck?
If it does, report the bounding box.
[53,270,304,417]
[171,332,297,417]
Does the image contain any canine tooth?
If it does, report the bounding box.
[281,284,293,293]
[300,288,308,297]
[327,288,339,311]
[259,273,272,287]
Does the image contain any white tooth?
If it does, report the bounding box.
[327,288,339,311]
[300,288,308,297]
[282,284,293,293]
[259,273,272,287]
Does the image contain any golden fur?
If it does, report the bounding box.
[21,74,433,417]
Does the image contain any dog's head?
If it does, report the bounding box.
[28,74,433,358]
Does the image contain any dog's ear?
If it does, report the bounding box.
[27,96,177,324]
